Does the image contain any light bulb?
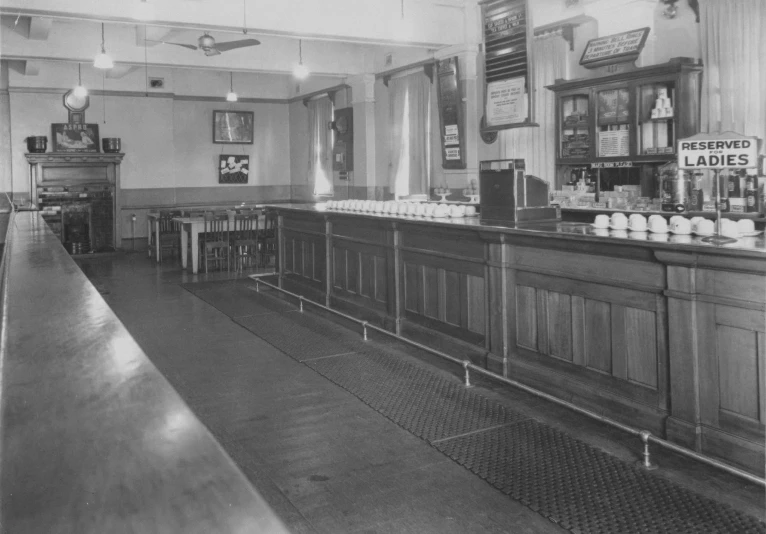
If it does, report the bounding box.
[133,0,155,21]
[226,91,238,102]
[293,63,309,80]
[74,85,88,98]
[94,52,114,70]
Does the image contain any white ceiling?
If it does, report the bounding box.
[0,0,476,83]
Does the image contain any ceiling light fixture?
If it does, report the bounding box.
[133,0,155,21]
[73,63,88,98]
[94,23,114,69]
[293,39,309,80]
[226,72,238,102]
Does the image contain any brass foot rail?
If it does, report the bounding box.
[251,277,765,488]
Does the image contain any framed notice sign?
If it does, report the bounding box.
[580,28,650,69]
[436,57,466,169]
[482,0,534,130]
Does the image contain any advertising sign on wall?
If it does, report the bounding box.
[436,57,466,169]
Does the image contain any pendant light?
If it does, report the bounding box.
[94,23,114,70]
[293,39,309,80]
[133,0,155,21]
[226,72,238,102]
[73,63,88,97]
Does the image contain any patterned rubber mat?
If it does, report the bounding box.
[189,285,766,534]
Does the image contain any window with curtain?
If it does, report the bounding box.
[308,96,334,196]
[699,0,766,144]
[499,33,568,183]
[389,71,431,198]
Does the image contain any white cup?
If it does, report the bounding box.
[434,204,449,217]
[690,216,704,232]
[407,203,418,215]
[398,203,408,215]
[721,218,739,238]
[648,216,668,233]
[465,205,476,216]
[415,203,426,216]
[449,205,463,218]
[594,214,610,228]
[610,213,628,229]
[628,214,647,231]
[697,219,714,235]
[737,219,755,234]
[670,217,691,234]
[425,203,436,217]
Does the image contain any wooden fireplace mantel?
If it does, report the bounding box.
[25,152,125,251]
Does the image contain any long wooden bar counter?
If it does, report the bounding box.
[268,203,766,475]
[0,212,289,533]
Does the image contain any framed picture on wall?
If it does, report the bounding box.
[51,123,100,152]
[213,110,254,144]
[219,155,249,184]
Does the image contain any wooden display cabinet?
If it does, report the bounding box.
[548,57,703,189]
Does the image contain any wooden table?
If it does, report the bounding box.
[175,210,264,274]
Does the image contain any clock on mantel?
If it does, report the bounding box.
[62,89,89,124]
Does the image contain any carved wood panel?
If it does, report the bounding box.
[332,244,388,310]
[282,230,324,286]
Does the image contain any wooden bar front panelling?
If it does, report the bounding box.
[271,206,766,475]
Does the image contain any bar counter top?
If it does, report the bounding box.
[0,212,289,533]
[266,203,766,259]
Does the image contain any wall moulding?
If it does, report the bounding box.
[8,87,289,104]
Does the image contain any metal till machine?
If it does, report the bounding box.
[479,159,559,225]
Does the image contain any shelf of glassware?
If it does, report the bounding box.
[637,81,676,159]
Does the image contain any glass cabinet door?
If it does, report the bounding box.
[637,81,675,156]
[596,87,630,158]
[559,94,590,159]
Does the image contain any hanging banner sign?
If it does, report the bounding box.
[482,0,533,130]
[436,57,466,169]
[678,132,759,169]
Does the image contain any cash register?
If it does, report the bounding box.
[479,159,559,225]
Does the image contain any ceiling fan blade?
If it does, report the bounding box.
[214,39,261,52]
[145,39,198,51]
[205,48,222,57]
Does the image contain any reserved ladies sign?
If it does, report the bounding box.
[678,132,759,169]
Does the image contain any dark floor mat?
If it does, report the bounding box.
[188,282,766,534]
[306,351,528,443]
[183,282,297,317]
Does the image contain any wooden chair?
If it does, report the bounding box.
[231,210,260,272]
[257,210,277,268]
[200,211,230,273]
[157,210,182,263]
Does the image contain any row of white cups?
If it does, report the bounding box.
[324,199,478,219]
[593,212,759,238]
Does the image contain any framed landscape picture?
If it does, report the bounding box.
[51,123,100,152]
[219,154,249,184]
[213,110,254,144]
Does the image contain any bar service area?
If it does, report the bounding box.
[0,0,764,530]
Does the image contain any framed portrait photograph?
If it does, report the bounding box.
[213,110,254,144]
[219,154,250,184]
[51,123,100,152]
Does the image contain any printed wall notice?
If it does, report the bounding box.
[580,27,650,68]
[437,57,466,169]
[446,148,461,160]
[598,129,629,158]
[678,133,759,169]
[486,77,526,127]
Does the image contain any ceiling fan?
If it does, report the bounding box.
[146,33,260,56]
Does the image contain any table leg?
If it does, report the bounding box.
[191,227,199,274]
[147,217,152,258]
[180,225,188,269]
[155,219,161,263]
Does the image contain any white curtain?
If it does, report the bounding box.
[389,71,431,197]
[699,0,766,145]
[308,96,334,196]
[499,34,568,183]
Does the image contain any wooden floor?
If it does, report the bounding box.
[76,252,765,534]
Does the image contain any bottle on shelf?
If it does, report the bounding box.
[745,170,759,213]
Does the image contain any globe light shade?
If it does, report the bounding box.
[133,1,155,21]
[73,85,88,98]
[94,52,114,70]
[293,63,309,80]
[226,91,238,102]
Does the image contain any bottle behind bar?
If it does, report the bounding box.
[745,170,759,213]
